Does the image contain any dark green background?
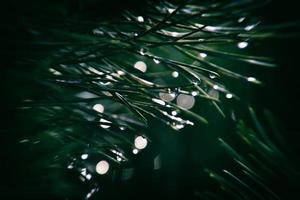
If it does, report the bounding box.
[1,0,299,199]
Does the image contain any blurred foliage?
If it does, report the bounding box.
[1,0,300,199]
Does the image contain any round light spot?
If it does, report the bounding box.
[96,160,109,175]
[137,16,144,22]
[226,93,233,99]
[134,61,147,72]
[172,71,179,78]
[191,91,198,96]
[199,53,207,58]
[132,149,139,154]
[213,85,219,90]
[81,154,88,160]
[176,94,195,110]
[134,136,148,150]
[93,104,104,113]
[67,164,74,169]
[171,111,177,116]
[237,41,248,49]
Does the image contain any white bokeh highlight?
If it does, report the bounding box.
[96,160,109,175]
[134,61,147,72]
[172,71,179,78]
[176,94,195,110]
[134,136,148,150]
[137,16,144,22]
[226,93,233,99]
[237,41,248,49]
[93,104,104,113]
[81,154,88,160]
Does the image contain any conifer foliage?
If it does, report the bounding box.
[1,0,299,199]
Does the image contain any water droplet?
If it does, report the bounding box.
[132,149,139,154]
[204,26,218,32]
[134,61,147,72]
[93,104,104,113]
[191,91,198,96]
[81,154,88,160]
[247,77,256,82]
[134,136,148,150]
[88,67,104,75]
[213,85,219,90]
[168,8,175,13]
[85,187,99,199]
[237,41,248,49]
[137,16,144,22]
[152,98,166,106]
[67,164,74,169]
[172,123,184,130]
[226,93,233,99]
[199,53,207,58]
[105,75,114,81]
[102,91,113,96]
[19,139,30,143]
[117,70,125,76]
[171,111,177,116]
[93,29,104,35]
[81,168,87,176]
[176,94,195,110]
[195,23,205,28]
[186,120,194,126]
[96,160,109,175]
[209,74,216,79]
[172,71,179,78]
[153,58,160,64]
[86,174,92,180]
[245,25,255,31]
[49,68,62,75]
[238,17,246,23]
[99,81,111,86]
[168,31,180,37]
